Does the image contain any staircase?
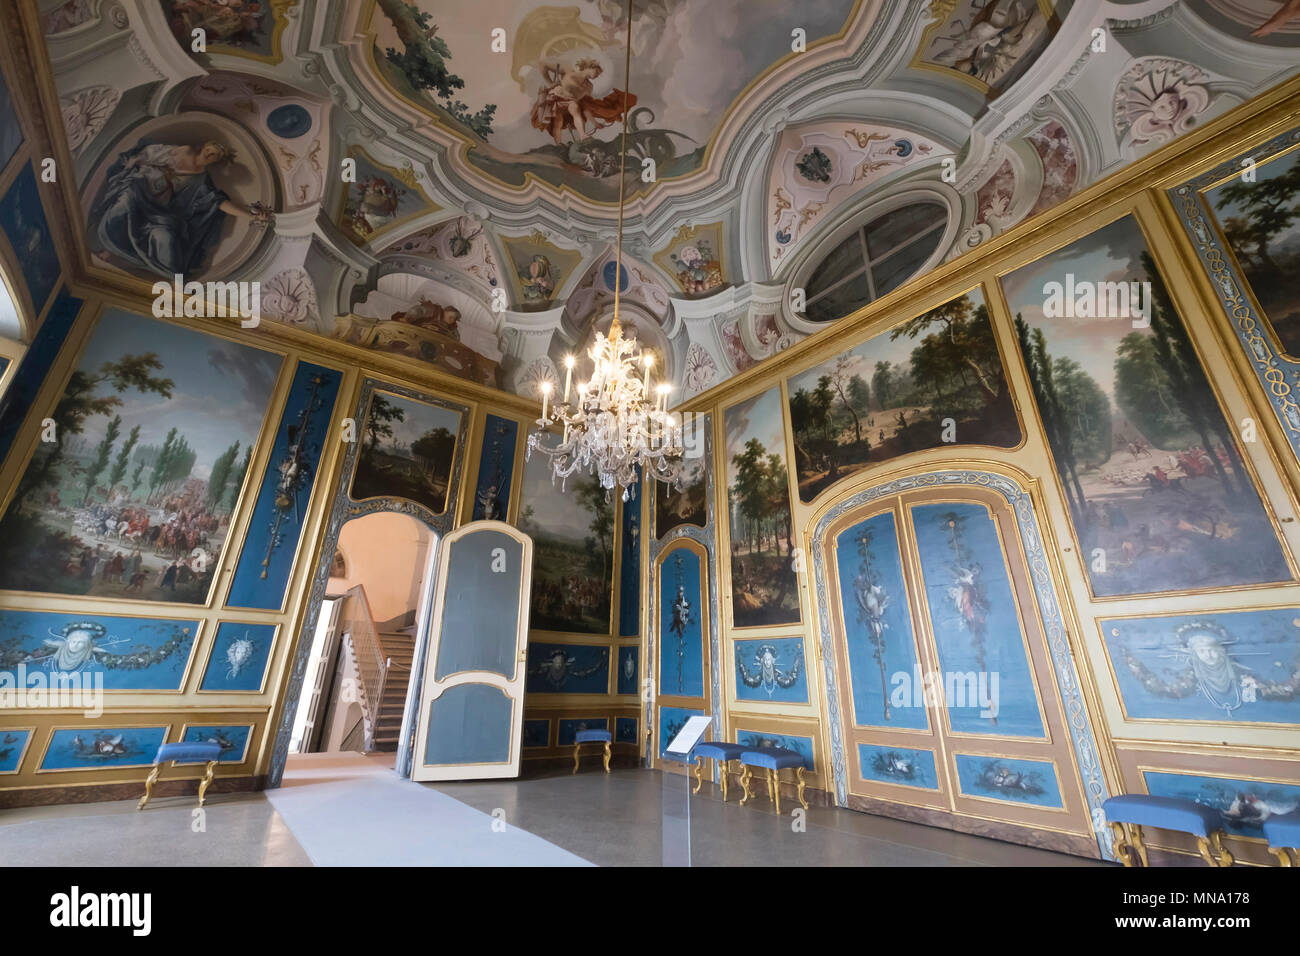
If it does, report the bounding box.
[371,620,416,752]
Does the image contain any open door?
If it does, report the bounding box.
[411,521,533,781]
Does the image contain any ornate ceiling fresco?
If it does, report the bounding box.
[35,0,1300,401]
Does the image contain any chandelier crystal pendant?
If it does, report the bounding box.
[525,0,685,502]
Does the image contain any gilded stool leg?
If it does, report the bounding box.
[1130,824,1150,867]
[719,761,729,802]
[1109,822,1135,866]
[198,760,217,807]
[572,743,581,774]
[602,741,611,774]
[137,765,161,811]
[692,756,703,793]
[739,765,753,805]
[796,766,809,810]
[770,768,781,815]
[1209,830,1234,867]
[1270,847,1294,867]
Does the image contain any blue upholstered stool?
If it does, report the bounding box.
[1102,794,1234,867]
[738,747,810,814]
[572,728,612,774]
[1262,810,1300,867]
[692,742,748,801]
[137,742,223,811]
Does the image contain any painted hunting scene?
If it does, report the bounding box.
[1002,216,1291,597]
[0,310,281,604]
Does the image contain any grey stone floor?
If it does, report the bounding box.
[0,759,1103,866]
[430,766,1103,867]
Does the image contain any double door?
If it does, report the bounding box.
[823,487,1096,854]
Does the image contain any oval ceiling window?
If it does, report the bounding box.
[803,202,948,323]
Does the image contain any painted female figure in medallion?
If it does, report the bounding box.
[90,140,273,278]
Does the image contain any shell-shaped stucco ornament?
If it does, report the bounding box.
[517,356,558,399]
[61,86,121,155]
[684,343,718,395]
[262,268,319,326]
[1114,58,1212,148]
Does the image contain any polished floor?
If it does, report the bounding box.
[0,752,1103,866]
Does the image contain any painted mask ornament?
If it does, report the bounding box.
[225,631,257,680]
[38,622,120,671]
[737,643,803,697]
[1120,621,1300,715]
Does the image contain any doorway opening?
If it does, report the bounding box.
[289,511,436,755]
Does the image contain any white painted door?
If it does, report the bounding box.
[292,597,342,753]
[411,521,533,781]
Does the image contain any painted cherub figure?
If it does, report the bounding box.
[529,58,637,145]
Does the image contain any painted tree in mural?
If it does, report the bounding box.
[411,427,455,477]
[206,442,242,508]
[1014,317,1089,517]
[10,353,174,514]
[364,394,405,454]
[731,438,792,555]
[108,424,141,496]
[1140,251,1249,498]
[1214,157,1300,275]
[893,297,1008,418]
[575,475,614,586]
[852,526,892,720]
[378,0,497,137]
[81,415,122,505]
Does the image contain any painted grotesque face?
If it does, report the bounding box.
[1188,634,1224,667]
[65,630,91,657]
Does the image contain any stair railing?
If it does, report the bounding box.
[337,585,388,751]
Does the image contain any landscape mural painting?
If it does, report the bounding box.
[1001,215,1292,597]
[1102,608,1300,724]
[857,743,939,790]
[724,387,800,628]
[369,0,856,203]
[789,289,1020,501]
[38,726,169,771]
[655,445,706,538]
[658,547,705,698]
[954,753,1064,808]
[910,502,1045,738]
[518,452,613,635]
[1204,146,1300,355]
[834,510,928,730]
[1143,770,1300,839]
[0,309,282,603]
[0,611,197,691]
[350,390,459,514]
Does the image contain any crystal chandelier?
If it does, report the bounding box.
[526,0,684,501]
